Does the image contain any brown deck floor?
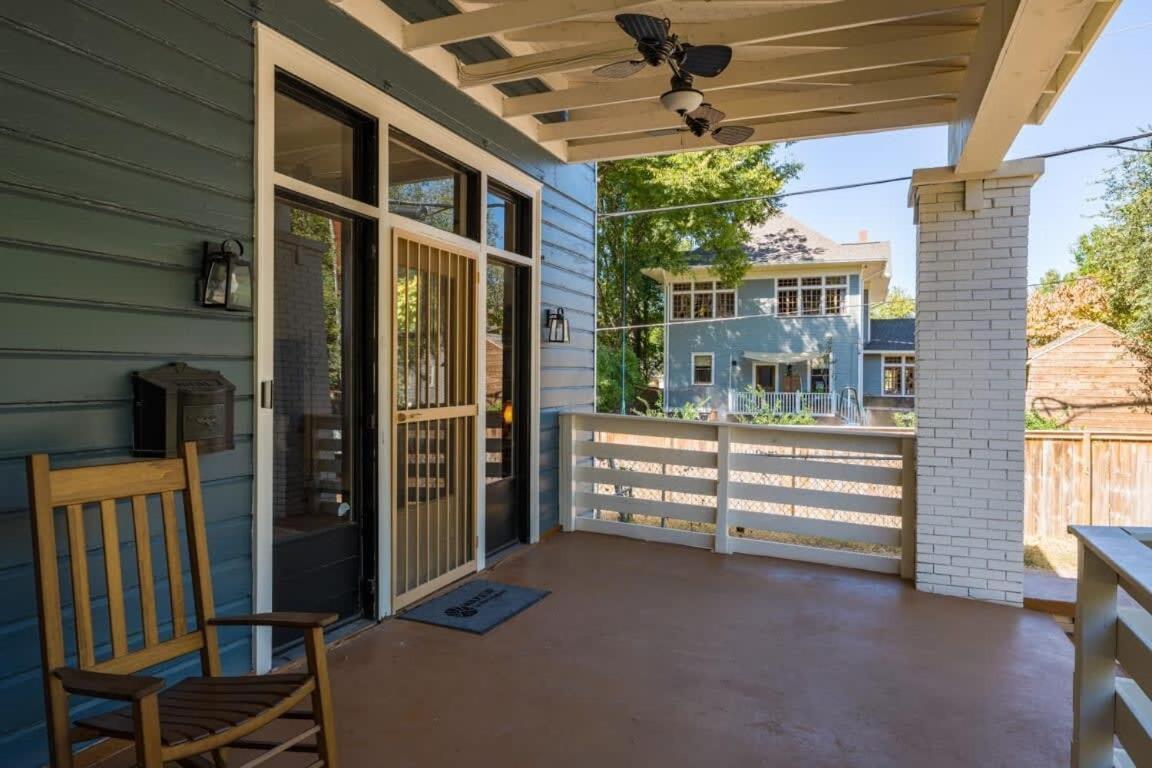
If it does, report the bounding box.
[307,532,1073,768]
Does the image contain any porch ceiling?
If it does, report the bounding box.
[331,0,1121,170]
[272,533,1070,766]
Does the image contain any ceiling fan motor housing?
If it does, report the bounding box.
[660,72,704,115]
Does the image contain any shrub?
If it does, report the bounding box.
[1025,410,1067,430]
[892,411,916,428]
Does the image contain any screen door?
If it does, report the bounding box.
[392,229,478,610]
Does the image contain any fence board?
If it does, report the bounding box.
[1026,431,1152,538]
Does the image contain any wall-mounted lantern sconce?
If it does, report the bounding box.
[545,308,570,343]
[200,239,252,311]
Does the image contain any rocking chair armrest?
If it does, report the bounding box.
[53,667,165,702]
[206,611,339,630]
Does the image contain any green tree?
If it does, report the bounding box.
[597,146,800,412]
[1072,138,1152,396]
[870,285,915,319]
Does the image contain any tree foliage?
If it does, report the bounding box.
[870,285,915,319]
[1026,273,1110,347]
[597,146,800,412]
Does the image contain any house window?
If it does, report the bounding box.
[693,283,714,318]
[810,367,830,393]
[389,129,479,239]
[692,353,714,386]
[671,282,692,320]
[883,355,915,396]
[274,74,377,203]
[486,182,531,256]
[777,278,798,316]
[777,275,848,317]
[670,281,737,321]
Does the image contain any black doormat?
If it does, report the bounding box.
[398,579,549,634]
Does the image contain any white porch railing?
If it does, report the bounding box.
[728,390,837,416]
[559,412,916,577]
[1070,525,1152,767]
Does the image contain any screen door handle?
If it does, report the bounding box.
[260,380,273,409]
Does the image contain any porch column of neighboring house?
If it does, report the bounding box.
[909,159,1044,606]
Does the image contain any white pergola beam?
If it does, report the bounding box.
[504,29,975,117]
[459,0,981,86]
[402,0,655,52]
[948,0,1100,174]
[566,101,954,162]
[505,21,976,47]
[540,70,964,141]
[325,0,567,160]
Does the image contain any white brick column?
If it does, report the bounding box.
[910,159,1044,607]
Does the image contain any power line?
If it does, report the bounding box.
[597,130,1152,220]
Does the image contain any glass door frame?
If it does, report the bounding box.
[254,24,543,672]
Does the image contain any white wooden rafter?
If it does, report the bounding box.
[456,0,982,86]
[503,29,976,117]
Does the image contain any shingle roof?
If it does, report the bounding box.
[687,213,891,266]
[866,319,914,351]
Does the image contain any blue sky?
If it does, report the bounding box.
[778,4,1151,295]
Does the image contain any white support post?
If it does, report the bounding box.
[559,412,575,531]
[1072,543,1119,768]
[715,424,732,554]
[909,160,1043,606]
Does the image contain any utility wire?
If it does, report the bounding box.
[597,130,1152,219]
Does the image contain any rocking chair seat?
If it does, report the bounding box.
[74,673,316,748]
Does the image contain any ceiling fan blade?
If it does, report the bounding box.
[615,13,668,45]
[711,125,755,146]
[679,44,733,78]
[593,60,647,79]
[688,103,726,126]
[649,127,686,137]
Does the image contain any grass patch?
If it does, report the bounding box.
[1024,535,1078,577]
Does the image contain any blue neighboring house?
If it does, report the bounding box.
[643,214,914,423]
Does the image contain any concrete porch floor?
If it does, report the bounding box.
[308,531,1073,768]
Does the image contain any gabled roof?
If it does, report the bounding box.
[1029,322,1123,361]
[865,318,915,352]
[686,213,891,267]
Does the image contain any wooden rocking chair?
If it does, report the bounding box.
[28,441,340,767]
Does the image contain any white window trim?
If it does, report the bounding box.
[774,274,850,318]
[669,280,737,321]
[254,24,543,671]
[692,353,715,386]
[882,354,916,397]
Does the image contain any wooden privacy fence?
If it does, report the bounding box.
[1025,430,1152,538]
[559,412,917,577]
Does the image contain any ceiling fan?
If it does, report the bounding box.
[593,14,754,145]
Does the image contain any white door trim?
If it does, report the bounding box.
[253,24,542,671]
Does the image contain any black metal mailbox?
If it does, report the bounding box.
[132,363,235,457]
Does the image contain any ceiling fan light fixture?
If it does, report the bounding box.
[660,86,704,115]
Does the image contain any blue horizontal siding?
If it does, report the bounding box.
[0,0,594,763]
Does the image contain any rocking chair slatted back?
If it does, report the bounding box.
[28,442,221,684]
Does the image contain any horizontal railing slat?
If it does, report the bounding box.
[729,482,902,517]
[729,426,904,456]
[573,440,718,469]
[1116,678,1152,766]
[1071,526,1152,615]
[575,491,716,525]
[575,515,714,549]
[1118,607,1152,703]
[729,510,901,547]
[729,454,903,486]
[729,537,900,574]
[575,413,718,441]
[575,465,717,496]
